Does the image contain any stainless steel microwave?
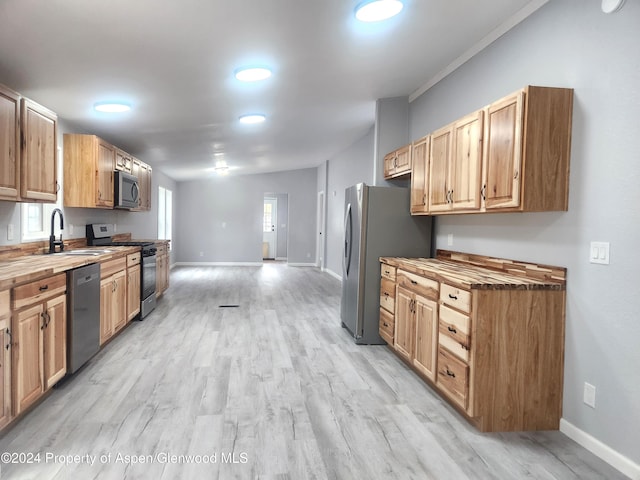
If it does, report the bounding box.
[114,170,139,209]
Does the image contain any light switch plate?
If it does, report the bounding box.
[7,224,14,241]
[590,241,610,265]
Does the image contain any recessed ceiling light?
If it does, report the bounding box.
[94,102,131,113]
[239,114,266,124]
[234,67,272,82]
[355,0,403,22]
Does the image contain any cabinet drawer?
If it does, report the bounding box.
[101,257,127,279]
[438,311,470,364]
[379,308,394,345]
[127,252,141,267]
[440,283,471,313]
[380,277,395,313]
[380,263,396,281]
[439,305,471,362]
[397,270,438,299]
[437,347,469,410]
[156,243,167,255]
[12,273,66,310]
[0,290,9,317]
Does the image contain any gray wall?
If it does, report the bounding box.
[374,96,410,187]
[0,119,178,259]
[324,127,375,277]
[175,168,317,265]
[409,1,640,465]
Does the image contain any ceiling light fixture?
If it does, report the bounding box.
[355,0,403,22]
[234,66,272,82]
[93,102,131,113]
[239,114,266,124]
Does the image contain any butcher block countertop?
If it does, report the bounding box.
[381,250,566,291]
[0,246,139,291]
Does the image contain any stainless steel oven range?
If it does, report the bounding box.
[86,223,157,319]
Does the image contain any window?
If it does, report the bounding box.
[158,186,172,249]
[263,202,273,232]
[21,203,60,241]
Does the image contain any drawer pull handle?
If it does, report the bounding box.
[448,293,458,300]
[384,292,389,297]
[384,270,390,275]
[383,322,389,327]
[410,280,418,285]
[446,369,456,378]
[447,326,457,334]
[39,285,49,292]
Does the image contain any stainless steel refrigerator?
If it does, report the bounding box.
[340,183,432,344]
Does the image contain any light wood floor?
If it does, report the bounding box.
[0,265,628,479]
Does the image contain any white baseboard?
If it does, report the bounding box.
[560,419,640,480]
[323,268,342,281]
[287,262,317,267]
[174,261,263,267]
[275,257,288,261]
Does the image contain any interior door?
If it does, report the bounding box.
[263,197,277,259]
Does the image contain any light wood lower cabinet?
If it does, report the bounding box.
[11,273,67,416]
[381,252,567,432]
[0,290,12,428]
[378,263,396,345]
[395,280,438,382]
[156,242,170,297]
[100,258,127,345]
[126,253,141,322]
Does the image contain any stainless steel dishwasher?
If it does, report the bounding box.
[67,262,101,374]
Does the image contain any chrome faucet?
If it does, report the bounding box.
[49,208,64,253]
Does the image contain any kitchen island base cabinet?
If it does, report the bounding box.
[381,251,566,432]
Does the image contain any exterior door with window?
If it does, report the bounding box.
[263,197,277,259]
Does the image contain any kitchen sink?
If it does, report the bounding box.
[49,249,114,256]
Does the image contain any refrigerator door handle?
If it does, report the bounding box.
[343,202,352,276]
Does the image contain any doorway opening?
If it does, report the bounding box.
[263,193,288,262]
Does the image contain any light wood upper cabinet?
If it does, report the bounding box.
[428,125,452,212]
[409,136,429,215]
[483,86,573,212]
[20,98,58,202]
[428,111,483,213]
[0,85,20,201]
[64,134,114,209]
[96,139,115,207]
[115,148,132,173]
[412,85,572,216]
[132,158,152,211]
[383,144,412,179]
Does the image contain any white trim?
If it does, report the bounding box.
[324,268,342,282]
[275,257,288,261]
[408,0,550,103]
[174,262,263,267]
[560,419,640,480]
[287,262,317,267]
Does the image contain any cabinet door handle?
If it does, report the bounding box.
[447,326,457,334]
[383,322,389,328]
[446,369,456,378]
[40,312,47,330]
[448,293,458,300]
[514,170,519,180]
[5,328,11,350]
[39,285,49,292]
[384,292,389,297]
[481,184,486,201]
[410,279,418,285]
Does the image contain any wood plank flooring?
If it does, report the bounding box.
[0,265,628,479]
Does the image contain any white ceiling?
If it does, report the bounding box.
[0,0,545,181]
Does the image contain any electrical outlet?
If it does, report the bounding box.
[199,251,204,257]
[583,382,596,408]
[7,224,14,241]
[447,233,453,246]
[68,224,74,236]
[113,224,117,233]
